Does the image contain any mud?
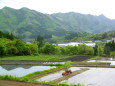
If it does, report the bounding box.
[63,56,92,61]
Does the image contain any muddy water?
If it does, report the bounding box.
[61,67,115,86]
[37,67,81,82]
[0,65,55,77]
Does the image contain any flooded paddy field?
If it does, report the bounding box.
[0,65,55,77]
[37,67,86,82]
[0,60,65,65]
[61,67,115,86]
[88,59,115,66]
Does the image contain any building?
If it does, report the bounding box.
[57,42,96,47]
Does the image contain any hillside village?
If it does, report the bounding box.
[57,37,115,47]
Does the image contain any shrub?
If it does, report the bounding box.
[110,51,115,57]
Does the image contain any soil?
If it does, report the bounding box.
[63,56,92,61]
[0,79,52,86]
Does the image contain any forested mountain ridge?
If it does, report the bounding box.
[0,7,115,39]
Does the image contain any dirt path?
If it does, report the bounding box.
[0,79,52,86]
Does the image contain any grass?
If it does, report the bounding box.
[0,75,29,82]
[0,75,84,86]
[0,54,69,61]
[87,56,101,60]
[59,83,84,86]
[30,79,84,86]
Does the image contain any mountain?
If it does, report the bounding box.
[0,7,115,39]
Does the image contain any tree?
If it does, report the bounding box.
[42,43,58,54]
[0,46,5,57]
[65,46,78,55]
[110,51,115,57]
[78,44,94,55]
[94,44,98,56]
[36,35,44,53]
[102,32,109,39]
[14,39,26,55]
[105,41,115,56]
[26,44,38,55]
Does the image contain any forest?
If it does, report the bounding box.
[0,30,115,57]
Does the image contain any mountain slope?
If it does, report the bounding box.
[0,7,115,39]
[51,12,115,33]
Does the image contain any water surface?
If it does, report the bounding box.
[61,67,115,86]
[0,65,55,77]
[88,60,115,66]
[37,67,81,82]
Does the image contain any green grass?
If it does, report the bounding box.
[0,55,69,61]
[0,75,84,86]
[0,75,29,82]
[59,83,84,86]
[30,79,84,86]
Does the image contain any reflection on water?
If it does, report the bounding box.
[88,60,115,66]
[1,65,34,70]
[0,65,56,77]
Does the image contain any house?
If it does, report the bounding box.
[57,42,96,47]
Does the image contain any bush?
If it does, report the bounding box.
[110,51,115,57]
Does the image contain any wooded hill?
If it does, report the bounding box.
[0,7,115,39]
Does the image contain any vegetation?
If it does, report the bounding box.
[22,61,72,78]
[0,30,97,58]
[110,51,115,57]
[105,41,115,56]
[0,75,83,86]
[0,29,114,59]
[59,83,84,86]
[0,75,28,82]
[0,55,68,61]
[67,31,115,42]
[0,38,38,57]
[0,7,115,40]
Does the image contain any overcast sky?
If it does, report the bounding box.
[0,0,115,19]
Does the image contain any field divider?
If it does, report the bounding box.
[52,68,89,83]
